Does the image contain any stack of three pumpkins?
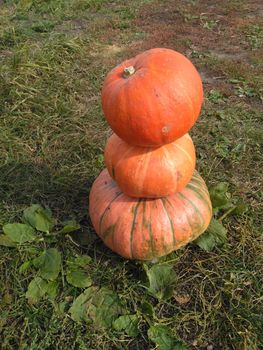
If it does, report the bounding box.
[89,48,212,260]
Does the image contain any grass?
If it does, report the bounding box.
[0,0,262,349]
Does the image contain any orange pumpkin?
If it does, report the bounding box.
[101,48,203,147]
[89,169,212,260]
[104,133,196,198]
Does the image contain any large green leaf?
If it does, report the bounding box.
[89,287,123,328]
[33,248,61,280]
[69,287,98,322]
[3,223,36,244]
[23,204,55,232]
[66,270,92,288]
[58,220,80,234]
[66,255,92,268]
[209,182,232,213]
[144,264,177,300]
[148,325,187,350]
[26,277,48,304]
[46,280,59,299]
[113,314,139,337]
[0,234,17,247]
[194,218,227,252]
[66,255,92,288]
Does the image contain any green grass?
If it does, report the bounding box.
[0,1,262,349]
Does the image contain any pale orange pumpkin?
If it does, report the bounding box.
[101,48,203,146]
[89,169,212,260]
[104,133,196,198]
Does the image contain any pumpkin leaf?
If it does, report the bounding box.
[58,220,80,234]
[46,280,59,299]
[19,260,32,274]
[144,264,177,300]
[89,287,123,328]
[33,248,61,280]
[194,218,227,251]
[3,223,36,244]
[141,301,155,317]
[26,277,48,304]
[66,255,92,288]
[66,269,92,288]
[113,314,139,337]
[69,287,98,322]
[232,201,248,215]
[148,325,187,350]
[66,255,92,268]
[209,182,232,213]
[0,234,17,247]
[23,204,55,232]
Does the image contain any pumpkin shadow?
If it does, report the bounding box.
[0,161,93,220]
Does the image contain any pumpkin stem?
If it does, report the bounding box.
[123,66,135,78]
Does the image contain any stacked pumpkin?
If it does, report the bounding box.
[89,48,212,260]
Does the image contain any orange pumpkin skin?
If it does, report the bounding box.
[101,48,203,147]
[89,169,212,260]
[104,133,196,198]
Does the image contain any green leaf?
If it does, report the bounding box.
[69,287,97,322]
[35,211,54,233]
[0,234,17,247]
[141,301,154,317]
[19,260,32,274]
[209,182,232,212]
[66,269,92,288]
[66,255,92,288]
[148,325,187,350]
[26,277,48,304]
[67,255,92,268]
[113,314,139,337]
[23,204,45,227]
[3,223,36,244]
[33,248,61,280]
[23,204,55,232]
[232,201,248,215]
[58,220,81,234]
[46,280,59,299]
[90,287,123,328]
[194,218,227,252]
[144,264,177,300]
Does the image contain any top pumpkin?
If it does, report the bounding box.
[101,48,203,147]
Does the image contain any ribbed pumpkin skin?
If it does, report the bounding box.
[104,133,196,198]
[89,169,212,260]
[101,48,203,147]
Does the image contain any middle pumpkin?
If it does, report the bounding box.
[104,133,196,198]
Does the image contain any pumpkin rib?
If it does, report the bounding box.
[177,192,205,232]
[113,145,136,176]
[142,201,156,258]
[186,183,212,214]
[129,200,142,259]
[171,142,195,167]
[99,192,122,235]
[160,198,176,246]
[133,146,153,195]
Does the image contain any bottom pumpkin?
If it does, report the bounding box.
[89,169,212,260]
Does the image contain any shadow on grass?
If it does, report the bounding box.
[0,161,94,220]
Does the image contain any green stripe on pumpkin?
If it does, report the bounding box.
[186,183,212,214]
[177,192,205,233]
[161,198,176,247]
[99,192,122,235]
[129,199,142,259]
